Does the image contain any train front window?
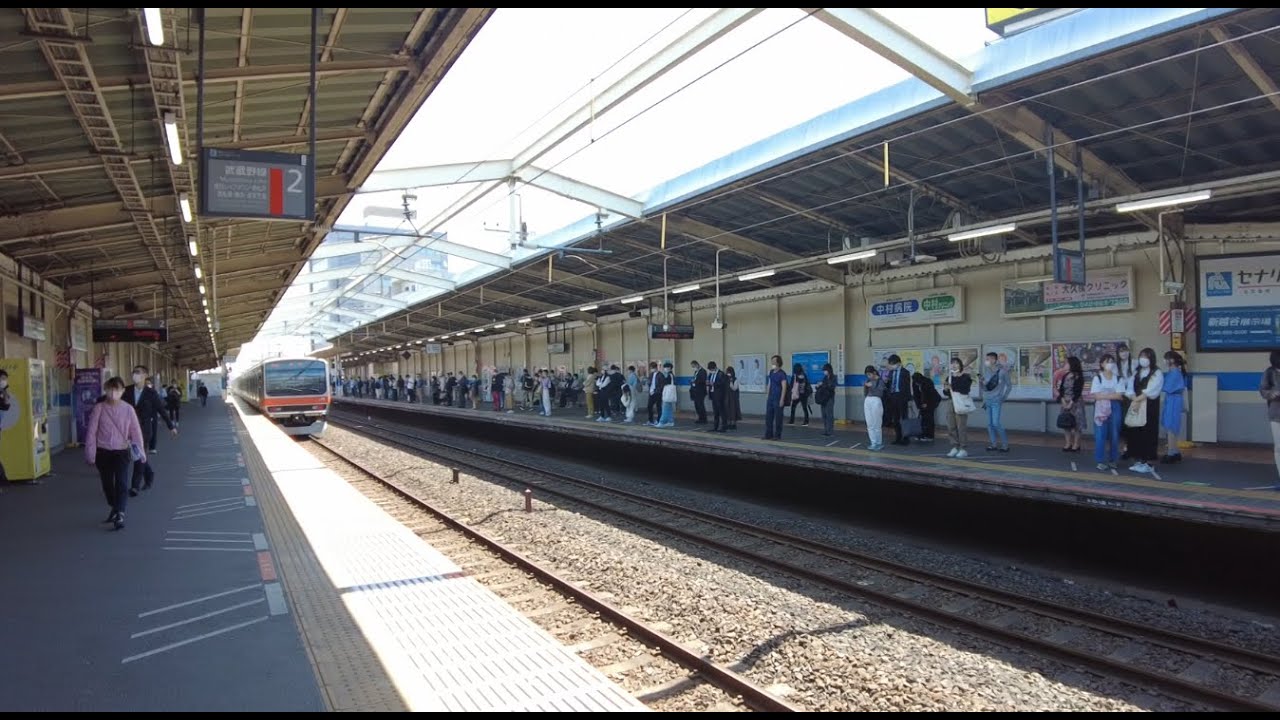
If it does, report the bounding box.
[264,361,327,397]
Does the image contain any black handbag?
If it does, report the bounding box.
[1056,408,1076,430]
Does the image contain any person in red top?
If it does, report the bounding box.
[85,376,146,530]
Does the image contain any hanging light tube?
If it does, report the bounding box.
[621,296,644,304]
[163,112,183,166]
[545,311,562,318]
[947,222,1017,242]
[188,236,198,256]
[826,249,877,265]
[738,269,776,282]
[143,8,164,46]
[193,265,202,279]
[179,193,192,223]
[578,304,598,312]
[671,283,700,294]
[1115,189,1212,213]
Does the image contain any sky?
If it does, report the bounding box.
[254,8,998,352]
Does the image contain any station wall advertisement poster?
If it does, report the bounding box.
[790,350,831,386]
[1001,265,1134,317]
[867,287,964,329]
[730,354,767,393]
[871,338,1129,402]
[1197,252,1280,351]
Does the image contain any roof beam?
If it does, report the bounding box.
[977,100,1157,230]
[360,159,513,192]
[807,8,975,106]
[294,9,349,137]
[381,267,458,291]
[347,292,408,310]
[330,225,511,268]
[232,8,253,142]
[664,215,845,285]
[67,249,305,297]
[307,234,409,260]
[514,167,644,218]
[0,174,352,245]
[0,58,412,103]
[513,9,761,170]
[1208,26,1280,114]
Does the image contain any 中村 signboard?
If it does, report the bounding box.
[868,288,964,329]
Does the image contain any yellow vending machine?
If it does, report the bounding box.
[0,358,51,482]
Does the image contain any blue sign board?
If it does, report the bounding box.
[790,350,831,386]
[1198,252,1280,351]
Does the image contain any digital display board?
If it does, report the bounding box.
[650,324,694,340]
[93,318,168,343]
[199,147,313,221]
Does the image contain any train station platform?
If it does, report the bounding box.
[334,397,1280,533]
[0,398,323,712]
[0,397,646,712]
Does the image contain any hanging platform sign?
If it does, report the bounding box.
[650,324,694,340]
[199,148,314,222]
[93,318,168,343]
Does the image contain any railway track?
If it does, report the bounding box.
[329,409,1280,712]
[306,434,799,713]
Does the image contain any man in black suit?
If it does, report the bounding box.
[883,354,912,446]
[689,360,708,424]
[707,361,728,432]
[124,365,177,494]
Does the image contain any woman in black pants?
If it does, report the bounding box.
[789,363,812,425]
[84,376,146,530]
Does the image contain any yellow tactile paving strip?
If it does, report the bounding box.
[230,406,408,712]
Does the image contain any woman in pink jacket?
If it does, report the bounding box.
[85,376,146,530]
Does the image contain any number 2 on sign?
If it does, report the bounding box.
[287,168,303,193]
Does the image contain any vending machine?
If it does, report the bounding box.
[0,358,51,482]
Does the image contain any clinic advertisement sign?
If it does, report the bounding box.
[1198,252,1280,351]
[868,288,964,329]
[1002,266,1134,317]
[73,368,102,445]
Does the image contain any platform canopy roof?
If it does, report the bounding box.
[0,8,492,368]
[319,8,1280,365]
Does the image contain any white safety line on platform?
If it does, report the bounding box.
[173,501,252,520]
[826,440,840,447]
[849,443,863,449]
[252,533,268,551]
[185,481,246,487]
[134,599,266,638]
[139,583,263,617]
[178,496,246,509]
[1071,461,1078,472]
[1244,484,1280,491]
[167,530,252,536]
[122,616,270,664]
[162,546,257,552]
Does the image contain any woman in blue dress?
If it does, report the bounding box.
[1160,351,1187,464]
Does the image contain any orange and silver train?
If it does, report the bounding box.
[231,357,330,437]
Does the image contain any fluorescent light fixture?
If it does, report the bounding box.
[622,296,644,304]
[143,8,164,46]
[201,297,207,306]
[193,265,202,279]
[178,193,193,223]
[163,112,183,165]
[415,340,423,344]
[738,269,776,282]
[826,249,877,265]
[518,317,532,324]
[188,236,198,256]
[948,223,1017,242]
[428,337,435,341]
[1115,189,1212,213]
[493,323,506,329]
[671,283,700,294]
[198,284,206,295]
[545,311,562,319]
[1015,275,1053,285]
[473,329,483,334]
[579,304,598,312]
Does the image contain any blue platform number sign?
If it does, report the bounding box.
[790,350,831,385]
[1198,252,1280,351]
[200,147,314,222]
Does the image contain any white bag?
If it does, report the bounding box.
[661,384,677,403]
[951,392,976,415]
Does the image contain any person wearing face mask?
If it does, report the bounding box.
[1091,354,1126,471]
[85,376,145,530]
[1160,351,1187,464]
[763,355,789,440]
[657,362,677,427]
[1123,347,1164,474]
[122,365,177,495]
[0,370,10,483]
[883,354,913,446]
[981,351,1012,452]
